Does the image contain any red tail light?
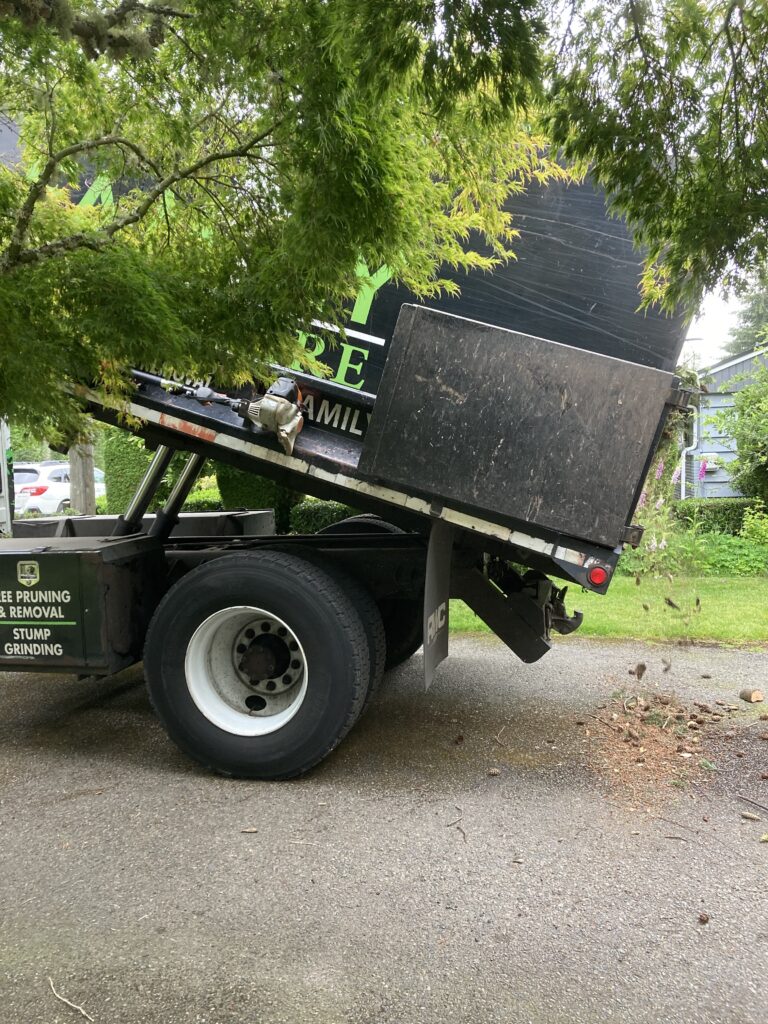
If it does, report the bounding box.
[587,566,608,587]
[20,485,48,496]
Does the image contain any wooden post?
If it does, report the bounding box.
[68,442,96,515]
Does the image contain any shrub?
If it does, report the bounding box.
[740,502,768,546]
[182,486,224,513]
[671,497,760,536]
[619,525,768,577]
[290,499,358,534]
[214,462,300,533]
[104,429,155,513]
[103,427,192,513]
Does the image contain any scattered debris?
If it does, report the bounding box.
[741,811,761,821]
[240,827,259,834]
[664,597,680,610]
[48,978,94,1022]
[453,734,464,745]
[698,912,710,925]
[661,658,672,673]
[494,725,507,746]
[585,691,719,800]
[738,796,768,815]
[446,805,467,842]
[761,835,768,843]
[642,603,650,612]
[487,767,501,777]
[739,689,764,704]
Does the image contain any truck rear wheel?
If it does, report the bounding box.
[319,515,423,670]
[143,550,373,779]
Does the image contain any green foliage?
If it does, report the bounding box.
[0,0,567,440]
[181,487,224,513]
[548,2,768,307]
[8,422,49,462]
[740,502,768,547]
[289,499,358,535]
[723,269,768,358]
[214,463,298,534]
[620,501,768,578]
[672,498,760,537]
[103,428,153,514]
[620,529,768,579]
[716,363,768,502]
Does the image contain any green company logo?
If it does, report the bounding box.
[17,561,40,588]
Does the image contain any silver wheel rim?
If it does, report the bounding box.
[185,606,308,736]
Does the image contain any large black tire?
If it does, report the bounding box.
[292,549,386,712]
[319,515,423,670]
[143,550,373,779]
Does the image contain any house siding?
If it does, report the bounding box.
[685,350,767,499]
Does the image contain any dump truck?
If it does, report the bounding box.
[0,180,690,778]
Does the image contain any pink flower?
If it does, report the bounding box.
[698,460,708,481]
[671,465,681,485]
[638,490,648,509]
[655,460,664,480]
[655,498,665,509]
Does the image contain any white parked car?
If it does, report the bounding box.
[13,462,106,515]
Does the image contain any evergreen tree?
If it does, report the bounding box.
[723,273,768,358]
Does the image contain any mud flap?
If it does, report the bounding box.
[423,519,454,689]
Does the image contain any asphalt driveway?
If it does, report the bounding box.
[1,636,767,1024]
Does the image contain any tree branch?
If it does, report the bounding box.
[1,122,283,272]
[1,1,192,60]
[2,134,162,268]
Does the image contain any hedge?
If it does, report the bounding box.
[214,462,300,534]
[104,429,156,513]
[104,428,211,514]
[671,497,761,536]
[290,499,358,534]
[182,487,224,512]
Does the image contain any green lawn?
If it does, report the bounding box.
[449,576,768,645]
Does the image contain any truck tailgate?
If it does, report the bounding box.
[359,305,677,549]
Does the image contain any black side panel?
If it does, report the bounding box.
[0,536,166,674]
[358,305,674,550]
